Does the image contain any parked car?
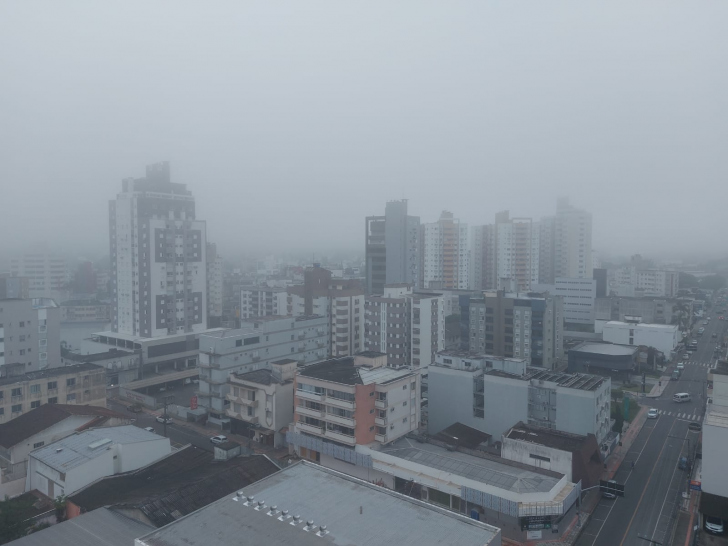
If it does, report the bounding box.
[602,480,618,499]
[705,516,725,535]
[143,427,155,432]
[671,371,680,381]
[210,435,228,445]
[156,416,173,424]
[647,408,659,419]
[677,362,685,371]
[678,456,690,470]
[126,403,143,413]
[688,422,702,432]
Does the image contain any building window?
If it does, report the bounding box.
[30,401,41,409]
[48,397,57,404]
[30,384,40,394]
[66,394,76,402]
[11,404,22,413]
[66,378,76,387]
[33,441,44,449]
[529,453,551,463]
[47,381,57,390]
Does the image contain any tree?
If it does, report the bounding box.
[0,496,35,545]
[700,275,727,291]
[679,272,699,289]
[612,400,625,434]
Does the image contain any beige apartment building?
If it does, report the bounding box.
[0,363,106,423]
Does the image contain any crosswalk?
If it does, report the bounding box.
[682,361,716,369]
[653,409,704,421]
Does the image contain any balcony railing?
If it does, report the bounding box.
[325,413,355,427]
[297,406,324,419]
[296,390,323,402]
[375,417,386,426]
[324,429,356,445]
[297,422,325,436]
[326,397,355,410]
[375,433,387,443]
[375,399,387,409]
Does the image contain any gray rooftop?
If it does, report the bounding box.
[31,425,162,473]
[5,507,152,546]
[136,461,500,546]
[381,437,562,494]
[572,342,638,356]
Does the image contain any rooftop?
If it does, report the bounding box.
[0,362,105,388]
[380,436,563,494]
[604,321,678,331]
[432,422,491,449]
[62,348,136,362]
[505,422,590,452]
[5,507,153,546]
[570,342,639,357]
[233,369,277,386]
[0,404,128,449]
[483,367,608,391]
[31,425,161,473]
[298,356,414,386]
[135,461,501,546]
[68,447,280,528]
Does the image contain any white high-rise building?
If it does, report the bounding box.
[206,243,223,324]
[10,253,69,301]
[109,162,207,338]
[554,198,593,279]
[421,211,469,290]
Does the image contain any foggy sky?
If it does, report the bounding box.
[1,1,726,264]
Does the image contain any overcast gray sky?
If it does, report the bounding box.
[1,1,726,264]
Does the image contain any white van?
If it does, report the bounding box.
[673,393,691,403]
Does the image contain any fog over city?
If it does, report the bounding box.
[1,1,726,262]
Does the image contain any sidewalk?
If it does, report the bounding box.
[647,376,671,398]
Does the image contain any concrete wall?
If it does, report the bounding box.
[116,438,171,473]
[7,416,90,463]
[427,365,481,435]
[702,420,728,497]
[482,376,529,441]
[602,322,678,354]
[319,452,395,488]
[501,438,573,481]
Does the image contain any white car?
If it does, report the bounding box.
[677,362,685,371]
[210,435,228,445]
[647,408,659,419]
[156,416,173,424]
[705,515,724,534]
[143,426,155,433]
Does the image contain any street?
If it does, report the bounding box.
[106,398,217,452]
[577,312,728,546]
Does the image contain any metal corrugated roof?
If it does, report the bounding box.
[31,425,159,472]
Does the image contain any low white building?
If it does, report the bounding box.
[427,355,611,444]
[601,321,680,355]
[25,425,171,498]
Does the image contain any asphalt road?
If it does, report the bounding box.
[577,311,728,546]
[107,398,215,452]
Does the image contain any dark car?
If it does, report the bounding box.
[678,456,690,470]
[602,480,618,499]
[688,422,702,432]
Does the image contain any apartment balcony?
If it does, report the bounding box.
[297,422,325,436]
[297,406,324,419]
[375,399,388,409]
[375,417,386,426]
[326,397,355,411]
[47,388,58,396]
[325,429,356,446]
[226,408,258,424]
[298,332,306,339]
[375,433,387,443]
[226,393,258,407]
[326,413,355,427]
[296,390,323,403]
